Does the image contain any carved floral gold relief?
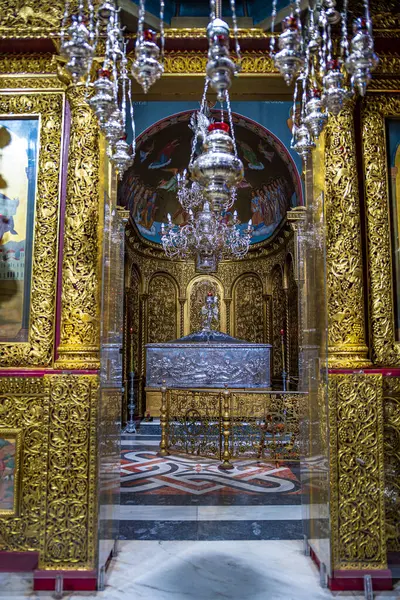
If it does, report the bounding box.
[0,92,63,367]
[271,266,285,378]
[42,375,98,569]
[0,374,98,568]
[287,262,299,379]
[324,106,369,367]
[159,51,276,75]
[329,374,387,570]
[362,95,400,366]
[127,266,140,372]
[148,274,177,343]
[382,376,400,552]
[234,275,264,343]
[0,377,50,553]
[56,84,101,369]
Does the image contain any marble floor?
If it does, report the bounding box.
[1,435,397,598]
[117,436,305,541]
[1,540,399,600]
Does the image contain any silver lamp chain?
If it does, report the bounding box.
[290,77,299,147]
[230,0,242,68]
[270,0,278,55]
[136,0,146,46]
[226,91,238,158]
[210,0,216,21]
[341,0,349,60]
[189,78,209,167]
[160,0,165,62]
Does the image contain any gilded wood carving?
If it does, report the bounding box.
[362,94,400,366]
[271,266,285,378]
[41,375,99,569]
[55,83,101,369]
[382,376,400,552]
[0,377,50,552]
[233,274,264,343]
[329,374,387,570]
[287,259,299,379]
[147,274,178,343]
[324,105,369,367]
[0,91,64,367]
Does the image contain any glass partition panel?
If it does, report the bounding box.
[298,137,330,575]
[97,145,124,580]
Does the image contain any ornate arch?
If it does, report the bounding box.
[186,275,225,334]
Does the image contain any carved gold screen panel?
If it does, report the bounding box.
[233,274,264,342]
[287,259,299,380]
[362,95,400,365]
[329,374,387,570]
[271,266,285,378]
[386,118,400,343]
[127,265,140,371]
[148,274,178,343]
[0,428,22,517]
[0,377,49,552]
[0,92,64,366]
[383,376,400,552]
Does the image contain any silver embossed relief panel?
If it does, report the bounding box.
[146,343,271,388]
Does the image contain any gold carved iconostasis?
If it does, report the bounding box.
[119,107,301,417]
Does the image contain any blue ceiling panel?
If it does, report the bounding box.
[247,1,289,24]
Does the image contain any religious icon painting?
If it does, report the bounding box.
[0,117,39,342]
[386,118,400,341]
[0,429,22,517]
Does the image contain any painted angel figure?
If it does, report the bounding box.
[201,292,219,331]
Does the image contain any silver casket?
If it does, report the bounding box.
[146,330,272,388]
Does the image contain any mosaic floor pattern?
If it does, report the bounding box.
[121,447,302,498]
[116,438,305,541]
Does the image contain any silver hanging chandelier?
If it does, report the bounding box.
[60,0,166,178]
[161,0,253,273]
[131,0,165,93]
[161,202,253,274]
[270,0,378,162]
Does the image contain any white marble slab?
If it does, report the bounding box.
[120,439,161,446]
[116,505,198,521]
[104,504,302,521]
[1,541,399,600]
[197,504,302,521]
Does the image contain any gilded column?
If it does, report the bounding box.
[264,294,271,345]
[324,104,370,368]
[179,298,186,338]
[224,298,232,336]
[139,293,149,415]
[55,83,101,369]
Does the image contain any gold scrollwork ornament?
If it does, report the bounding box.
[362,94,400,366]
[0,92,64,367]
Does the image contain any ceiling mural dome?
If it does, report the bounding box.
[118,110,302,246]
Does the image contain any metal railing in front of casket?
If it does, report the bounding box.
[158,385,308,470]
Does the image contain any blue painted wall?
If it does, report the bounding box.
[128,1,283,25]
